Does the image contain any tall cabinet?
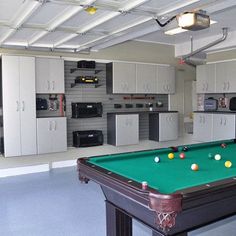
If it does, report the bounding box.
[2,55,36,157]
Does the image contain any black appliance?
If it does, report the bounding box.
[73,130,103,147]
[36,98,48,110]
[229,97,236,111]
[71,102,102,118]
[75,76,98,84]
[77,60,96,69]
[204,98,218,111]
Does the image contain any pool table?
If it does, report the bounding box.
[78,140,236,236]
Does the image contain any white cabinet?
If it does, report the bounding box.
[107,114,139,146]
[2,55,36,157]
[215,61,236,93]
[136,64,156,94]
[156,65,175,94]
[108,62,136,94]
[36,58,65,93]
[37,117,67,154]
[196,64,215,93]
[193,113,213,142]
[193,113,236,142]
[212,114,235,140]
[149,113,178,142]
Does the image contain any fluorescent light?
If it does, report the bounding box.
[165,27,188,35]
[3,41,28,47]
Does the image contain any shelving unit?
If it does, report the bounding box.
[70,68,102,74]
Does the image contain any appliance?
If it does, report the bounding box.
[71,102,102,118]
[229,97,236,111]
[204,98,218,111]
[77,60,96,69]
[75,76,98,84]
[73,130,103,147]
[36,98,48,110]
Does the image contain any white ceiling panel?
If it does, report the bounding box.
[27,3,70,26]
[63,34,101,46]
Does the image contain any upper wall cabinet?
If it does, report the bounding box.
[136,64,156,94]
[106,62,175,94]
[156,65,175,94]
[196,64,215,93]
[196,61,236,93]
[36,58,65,94]
[107,62,136,94]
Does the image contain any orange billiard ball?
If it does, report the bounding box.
[191,163,199,171]
[179,153,185,159]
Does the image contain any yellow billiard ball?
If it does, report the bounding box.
[168,153,174,159]
[225,161,232,168]
[191,163,199,171]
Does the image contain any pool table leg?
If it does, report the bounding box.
[152,231,187,236]
[106,201,132,236]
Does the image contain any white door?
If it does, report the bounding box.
[37,118,52,154]
[19,57,37,155]
[49,59,65,93]
[136,64,156,94]
[193,113,213,142]
[116,114,139,146]
[51,117,67,152]
[112,62,136,93]
[156,65,175,94]
[159,113,178,141]
[213,114,236,141]
[2,56,21,157]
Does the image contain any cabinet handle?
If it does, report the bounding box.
[22,101,25,111]
[202,83,205,91]
[52,81,55,90]
[227,82,230,91]
[49,121,52,131]
[224,118,227,125]
[220,118,223,125]
[205,83,208,91]
[223,82,226,91]
[47,81,50,91]
[54,121,57,131]
[16,101,19,112]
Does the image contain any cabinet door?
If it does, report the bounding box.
[19,57,37,155]
[51,117,67,152]
[159,113,178,141]
[213,114,235,141]
[136,64,156,94]
[196,64,215,93]
[156,65,175,94]
[2,55,21,157]
[112,62,136,93]
[37,118,52,154]
[36,58,50,93]
[116,114,139,146]
[216,61,236,93]
[49,59,65,93]
[193,113,213,142]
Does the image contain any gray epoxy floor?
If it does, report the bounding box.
[1,167,236,236]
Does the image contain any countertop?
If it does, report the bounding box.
[194,111,236,114]
[107,111,178,115]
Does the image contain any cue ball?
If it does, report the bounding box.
[179,153,185,159]
[191,164,199,171]
[225,161,232,168]
[168,153,174,159]
[154,156,160,163]
[214,154,221,161]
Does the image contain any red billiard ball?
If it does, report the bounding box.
[179,153,185,159]
[221,143,227,148]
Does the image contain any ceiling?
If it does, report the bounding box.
[0,0,236,53]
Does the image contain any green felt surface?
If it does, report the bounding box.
[88,140,236,194]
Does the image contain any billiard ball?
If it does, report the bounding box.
[208,153,213,159]
[154,156,160,163]
[182,146,188,152]
[168,153,174,159]
[214,154,221,161]
[179,153,185,159]
[225,161,232,168]
[170,146,178,152]
[191,163,199,171]
[221,143,227,148]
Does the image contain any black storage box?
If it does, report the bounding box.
[71,102,102,118]
[77,60,96,69]
[73,130,103,147]
[229,97,236,111]
[36,98,48,110]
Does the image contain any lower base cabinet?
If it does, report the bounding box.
[37,117,67,154]
[107,114,139,146]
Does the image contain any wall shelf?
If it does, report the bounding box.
[70,68,102,74]
[71,83,103,88]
